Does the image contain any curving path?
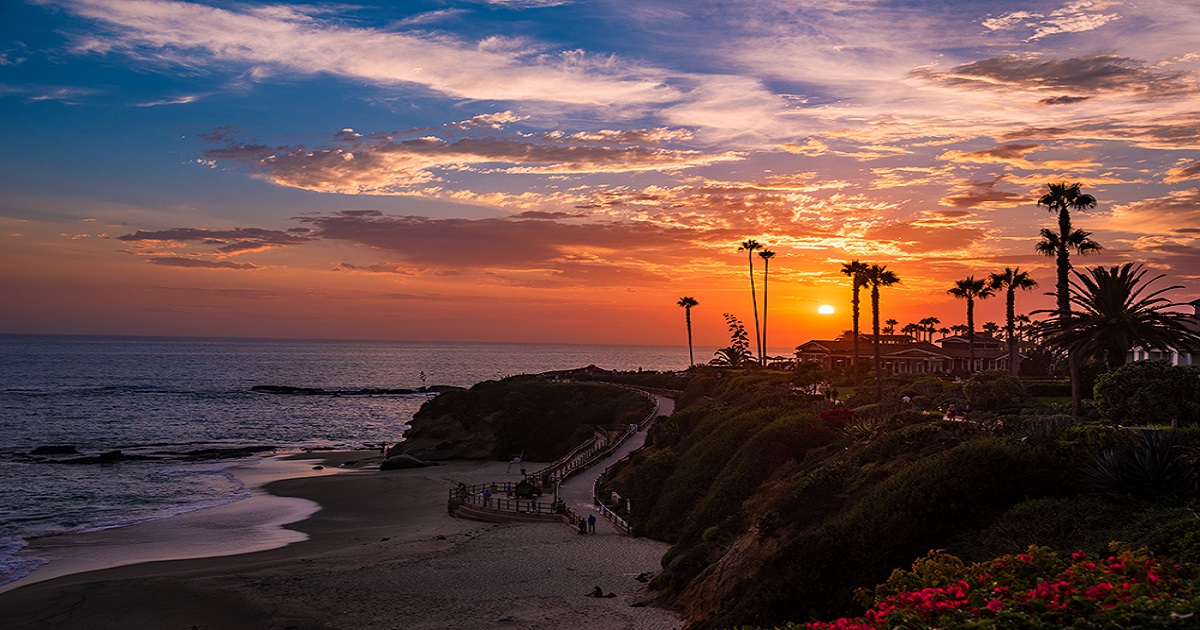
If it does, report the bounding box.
[557,393,675,535]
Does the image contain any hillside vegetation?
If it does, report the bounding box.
[600,369,1200,629]
[395,376,653,461]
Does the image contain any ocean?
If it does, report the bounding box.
[0,334,703,586]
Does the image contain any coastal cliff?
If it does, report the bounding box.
[392,375,653,462]
[597,370,1200,629]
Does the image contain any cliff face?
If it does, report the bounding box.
[394,376,652,462]
[603,371,1200,629]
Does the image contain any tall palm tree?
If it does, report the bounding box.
[759,249,776,366]
[1037,182,1099,418]
[840,260,870,385]
[989,267,1038,375]
[901,322,922,339]
[739,240,763,364]
[864,264,900,398]
[1039,263,1200,371]
[939,327,951,339]
[677,296,699,367]
[884,318,898,335]
[948,276,995,374]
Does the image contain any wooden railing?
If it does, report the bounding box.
[446,386,660,534]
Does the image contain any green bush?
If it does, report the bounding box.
[1094,361,1200,426]
[963,369,1028,410]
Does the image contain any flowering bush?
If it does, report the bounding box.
[802,545,1200,629]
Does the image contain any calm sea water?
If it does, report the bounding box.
[0,334,701,586]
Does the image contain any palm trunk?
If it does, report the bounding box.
[761,259,769,366]
[748,253,761,366]
[966,298,975,373]
[1057,207,1082,418]
[1007,289,1019,374]
[851,287,861,386]
[685,308,694,367]
[872,285,882,400]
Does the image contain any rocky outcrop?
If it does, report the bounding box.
[379,454,438,470]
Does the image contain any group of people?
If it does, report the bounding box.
[578,513,597,534]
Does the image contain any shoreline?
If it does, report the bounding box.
[0,450,358,595]
[0,453,681,629]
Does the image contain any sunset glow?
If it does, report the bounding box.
[2,0,1199,348]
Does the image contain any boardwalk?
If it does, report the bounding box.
[557,394,675,535]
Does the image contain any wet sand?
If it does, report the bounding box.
[0,453,681,629]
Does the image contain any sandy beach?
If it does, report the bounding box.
[0,452,681,630]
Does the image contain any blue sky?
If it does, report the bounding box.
[2,0,1199,344]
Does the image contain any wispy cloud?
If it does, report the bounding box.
[55,0,678,108]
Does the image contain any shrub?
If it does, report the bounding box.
[1094,361,1200,427]
[963,369,1027,410]
[806,545,1200,629]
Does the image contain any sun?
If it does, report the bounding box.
[818,304,835,315]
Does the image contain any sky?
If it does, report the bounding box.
[2,0,1199,350]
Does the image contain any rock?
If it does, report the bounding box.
[54,450,159,465]
[30,445,78,455]
[312,465,324,470]
[379,454,438,470]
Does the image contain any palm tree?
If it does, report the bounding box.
[864,264,900,398]
[1037,182,1099,418]
[739,240,764,364]
[902,322,922,339]
[710,313,753,367]
[677,296,699,367]
[840,260,870,384]
[948,276,995,374]
[919,316,941,343]
[989,267,1038,375]
[759,249,776,365]
[939,327,951,339]
[1039,263,1200,371]
[982,322,1000,337]
[884,318,898,335]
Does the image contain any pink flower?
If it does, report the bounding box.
[986,599,1003,612]
[1072,550,1088,561]
[1018,553,1033,563]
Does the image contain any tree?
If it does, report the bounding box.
[948,276,995,374]
[710,313,752,367]
[901,322,922,339]
[759,249,776,365]
[919,316,941,343]
[989,267,1038,375]
[739,240,764,365]
[1039,263,1200,371]
[982,322,1000,337]
[840,260,870,385]
[864,264,900,398]
[939,327,951,339]
[1094,360,1200,428]
[677,296,699,367]
[1037,182,1099,418]
[884,318,898,335]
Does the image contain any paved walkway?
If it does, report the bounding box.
[557,394,674,535]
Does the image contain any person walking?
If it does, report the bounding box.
[587,513,597,533]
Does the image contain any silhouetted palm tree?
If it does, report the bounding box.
[1037,182,1099,417]
[902,322,921,339]
[739,240,763,363]
[864,264,900,398]
[710,313,753,367]
[948,276,995,374]
[939,327,951,339]
[677,296,699,367]
[919,316,941,343]
[759,249,776,366]
[989,267,1038,374]
[1039,263,1200,371]
[840,260,870,385]
[884,318,898,335]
